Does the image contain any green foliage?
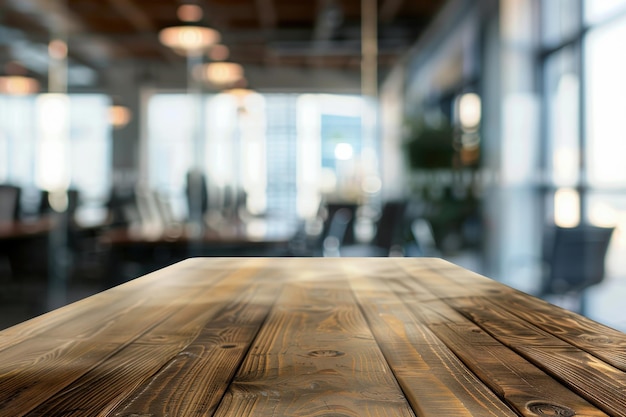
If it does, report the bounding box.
[403,117,454,170]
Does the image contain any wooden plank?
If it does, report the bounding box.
[347,272,517,416]
[25,268,280,417]
[0,257,624,416]
[213,277,416,417]
[106,261,282,417]
[425,260,626,372]
[494,292,626,371]
[395,259,626,415]
[385,268,609,417]
[0,259,260,416]
[446,295,626,416]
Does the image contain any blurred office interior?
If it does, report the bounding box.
[1,0,626,331]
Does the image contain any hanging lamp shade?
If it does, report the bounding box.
[194,62,244,87]
[0,75,39,95]
[158,25,220,55]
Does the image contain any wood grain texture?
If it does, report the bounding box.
[0,258,259,416]
[347,269,517,416]
[433,262,626,372]
[447,296,626,416]
[0,257,625,416]
[396,258,626,416]
[24,259,277,417]
[391,260,610,417]
[213,277,416,417]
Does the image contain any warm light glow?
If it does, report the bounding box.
[48,39,68,59]
[554,188,580,228]
[208,44,230,61]
[0,75,39,95]
[334,143,353,160]
[109,105,132,129]
[158,25,220,54]
[224,87,254,99]
[458,92,481,130]
[177,4,203,22]
[195,62,244,87]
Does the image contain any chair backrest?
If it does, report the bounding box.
[323,207,353,257]
[373,200,408,250]
[543,225,614,294]
[0,184,21,221]
[186,170,208,220]
[322,202,357,245]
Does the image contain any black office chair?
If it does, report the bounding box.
[0,184,21,281]
[539,225,614,315]
[322,207,353,257]
[340,200,408,257]
[0,184,21,221]
[321,202,358,245]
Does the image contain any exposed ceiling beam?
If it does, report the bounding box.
[0,1,114,70]
[313,0,342,43]
[255,0,277,30]
[106,0,154,32]
[105,0,178,63]
[379,0,404,23]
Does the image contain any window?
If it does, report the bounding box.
[539,1,626,285]
[585,0,626,24]
[0,94,111,219]
[147,92,364,224]
[585,15,626,187]
[0,96,37,186]
[542,0,582,47]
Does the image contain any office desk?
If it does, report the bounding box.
[100,225,294,283]
[1,258,625,416]
[0,217,55,240]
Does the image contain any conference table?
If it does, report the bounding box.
[1,257,625,416]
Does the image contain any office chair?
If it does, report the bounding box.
[339,200,408,257]
[539,225,614,315]
[322,207,353,257]
[0,184,21,221]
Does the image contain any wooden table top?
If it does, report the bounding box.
[1,257,625,417]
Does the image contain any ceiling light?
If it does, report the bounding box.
[195,62,244,87]
[109,105,132,129]
[48,39,68,60]
[177,4,203,22]
[0,75,39,95]
[458,93,481,131]
[159,25,220,55]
